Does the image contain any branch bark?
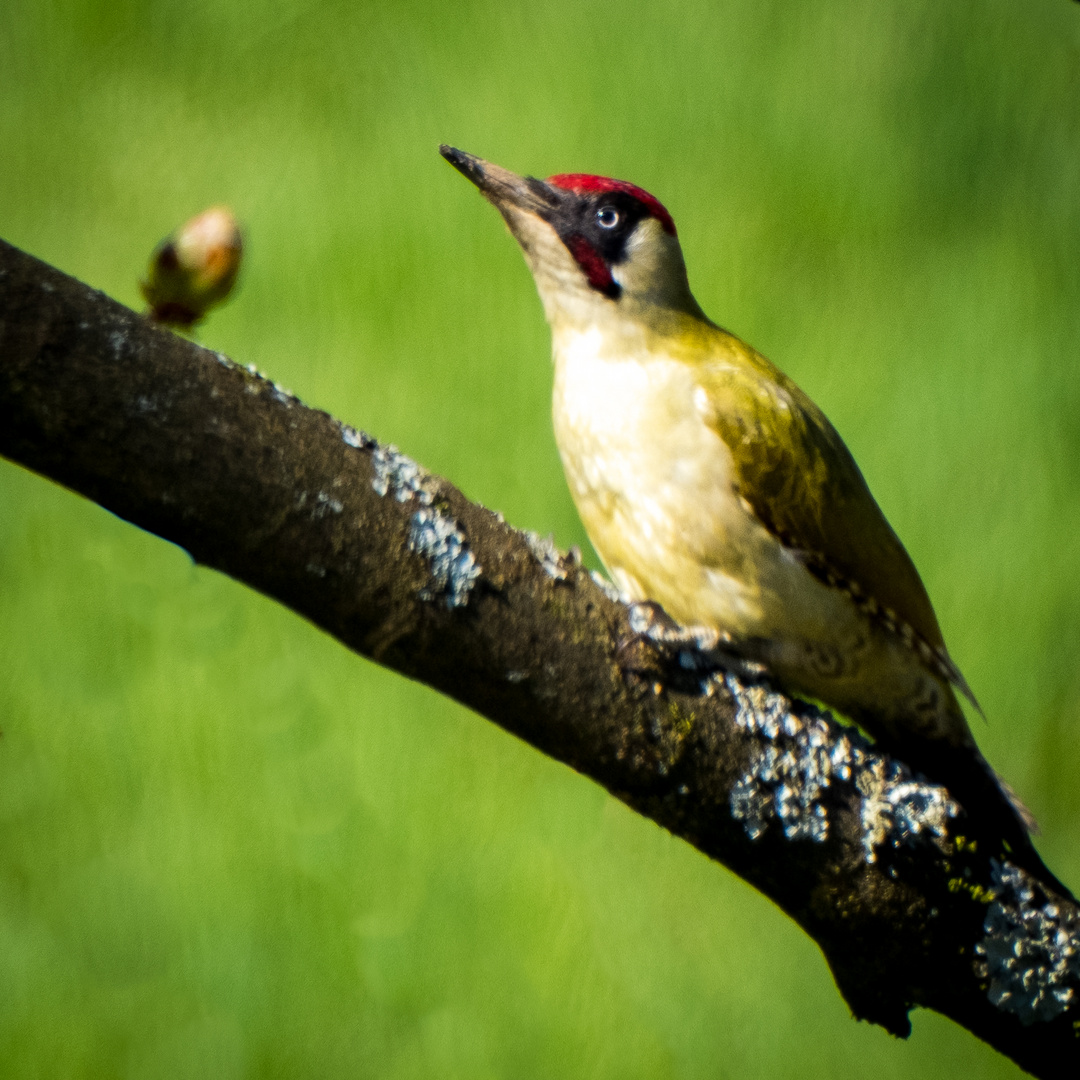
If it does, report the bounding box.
[1,237,1077,1078]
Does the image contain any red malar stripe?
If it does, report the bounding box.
[565,235,619,299]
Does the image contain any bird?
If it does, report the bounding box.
[440,144,1071,898]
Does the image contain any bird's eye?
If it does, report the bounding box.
[596,206,620,229]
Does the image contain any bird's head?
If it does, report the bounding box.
[441,146,706,331]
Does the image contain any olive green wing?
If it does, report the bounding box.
[696,340,977,706]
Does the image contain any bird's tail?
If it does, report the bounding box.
[893,735,1075,903]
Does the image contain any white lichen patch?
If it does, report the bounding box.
[348,434,480,608]
[370,443,435,505]
[590,570,630,605]
[311,491,343,518]
[339,423,375,451]
[409,506,481,609]
[974,860,1080,1025]
[722,674,958,858]
[726,678,833,843]
[208,354,300,407]
[856,757,958,863]
[270,382,298,407]
[522,531,576,581]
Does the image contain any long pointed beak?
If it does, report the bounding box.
[439,145,563,219]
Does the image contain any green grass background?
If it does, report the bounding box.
[2,0,1080,1075]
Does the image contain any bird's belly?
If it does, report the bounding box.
[553,345,781,632]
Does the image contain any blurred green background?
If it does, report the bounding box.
[2,0,1079,1076]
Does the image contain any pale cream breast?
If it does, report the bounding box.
[553,325,765,627]
[551,326,882,653]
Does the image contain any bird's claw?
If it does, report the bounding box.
[618,602,766,687]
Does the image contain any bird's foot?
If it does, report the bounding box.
[618,602,767,687]
[626,601,720,650]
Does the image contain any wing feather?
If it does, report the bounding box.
[693,333,978,708]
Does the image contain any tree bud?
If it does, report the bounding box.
[141,206,242,329]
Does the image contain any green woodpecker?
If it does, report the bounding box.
[441,145,1069,895]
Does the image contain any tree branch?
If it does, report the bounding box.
[1,237,1076,1078]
